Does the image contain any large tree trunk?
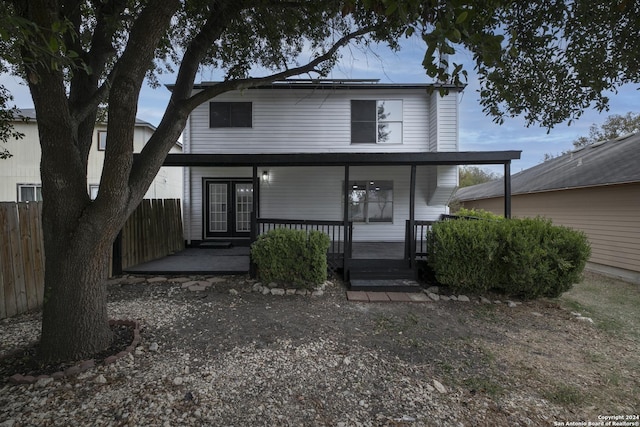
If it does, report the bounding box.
[39,223,114,362]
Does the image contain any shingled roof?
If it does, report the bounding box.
[454,132,640,201]
[12,108,157,131]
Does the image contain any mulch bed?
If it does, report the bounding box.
[1,320,139,384]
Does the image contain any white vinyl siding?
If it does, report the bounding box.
[184,165,453,242]
[186,88,441,154]
[428,90,458,152]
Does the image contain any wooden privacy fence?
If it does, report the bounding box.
[0,202,45,320]
[0,199,184,320]
[115,198,184,272]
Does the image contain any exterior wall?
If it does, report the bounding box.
[0,121,41,202]
[458,183,640,283]
[182,85,461,243]
[0,121,182,201]
[428,90,459,152]
[186,87,459,154]
[184,165,448,242]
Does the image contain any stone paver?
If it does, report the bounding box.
[366,292,391,302]
[346,291,369,302]
[386,292,413,302]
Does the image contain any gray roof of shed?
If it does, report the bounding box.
[454,132,640,201]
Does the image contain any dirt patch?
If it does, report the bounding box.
[1,272,638,425]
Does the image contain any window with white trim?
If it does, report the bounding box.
[351,100,402,144]
[89,185,99,200]
[18,184,43,202]
[98,131,107,150]
[348,180,393,223]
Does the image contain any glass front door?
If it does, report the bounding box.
[205,180,253,238]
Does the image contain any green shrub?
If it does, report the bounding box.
[454,207,504,221]
[427,217,591,299]
[250,228,331,288]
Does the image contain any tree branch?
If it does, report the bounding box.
[185,25,376,110]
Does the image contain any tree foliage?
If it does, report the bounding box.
[459,166,500,188]
[573,112,640,148]
[0,0,638,362]
[477,0,640,129]
[544,111,640,161]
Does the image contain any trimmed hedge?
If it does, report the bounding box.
[250,228,331,288]
[427,217,591,299]
[454,207,505,221]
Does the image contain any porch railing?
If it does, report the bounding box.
[405,220,435,260]
[253,218,352,273]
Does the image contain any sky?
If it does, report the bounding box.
[2,35,637,174]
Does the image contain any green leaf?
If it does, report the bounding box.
[455,11,468,24]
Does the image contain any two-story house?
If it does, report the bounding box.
[1,108,183,202]
[163,80,520,286]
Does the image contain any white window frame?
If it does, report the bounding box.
[351,100,403,144]
[17,184,43,202]
[89,184,100,200]
[98,131,107,151]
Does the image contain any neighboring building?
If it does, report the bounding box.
[0,108,182,202]
[453,132,640,284]
[162,79,520,285]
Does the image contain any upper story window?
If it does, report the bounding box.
[351,100,402,144]
[209,102,252,128]
[18,184,43,202]
[98,131,107,151]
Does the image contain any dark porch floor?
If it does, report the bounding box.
[123,241,412,278]
[124,247,250,275]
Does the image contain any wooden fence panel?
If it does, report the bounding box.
[0,202,42,319]
[1,199,183,320]
[119,199,184,270]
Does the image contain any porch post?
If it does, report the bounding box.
[504,161,512,219]
[252,165,259,242]
[409,165,416,269]
[343,165,350,280]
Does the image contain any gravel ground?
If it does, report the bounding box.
[0,274,638,426]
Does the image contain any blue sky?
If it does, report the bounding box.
[2,35,637,174]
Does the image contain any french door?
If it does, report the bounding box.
[205,180,253,238]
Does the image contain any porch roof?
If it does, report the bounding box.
[160,151,521,167]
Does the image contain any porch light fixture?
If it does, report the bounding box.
[261,170,270,183]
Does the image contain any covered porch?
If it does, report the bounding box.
[159,150,521,288]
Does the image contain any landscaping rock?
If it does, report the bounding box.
[270,288,285,296]
[433,379,447,394]
[457,295,470,302]
[36,377,54,388]
[426,292,439,301]
[94,374,107,384]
